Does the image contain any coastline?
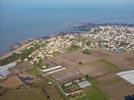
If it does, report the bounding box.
[0,41,35,60]
[0,23,134,61]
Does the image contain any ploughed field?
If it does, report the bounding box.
[0,88,47,100]
[0,80,65,100]
[1,48,134,100]
[43,48,134,100]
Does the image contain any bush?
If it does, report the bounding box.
[78,61,83,65]
[83,49,92,55]
[67,44,80,52]
[71,44,80,49]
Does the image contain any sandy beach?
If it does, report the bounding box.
[0,41,34,60]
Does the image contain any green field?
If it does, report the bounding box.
[99,59,121,72]
[73,80,108,100]
[66,44,80,53]
[0,88,47,100]
[0,85,65,100]
[84,59,121,72]
[29,67,41,76]
[75,88,108,100]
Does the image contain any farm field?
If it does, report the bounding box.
[0,85,65,100]
[96,73,134,100]
[0,88,47,100]
[1,48,134,100]
[78,59,121,78]
[74,87,108,100]
[44,84,65,100]
[41,49,134,100]
[73,80,109,100]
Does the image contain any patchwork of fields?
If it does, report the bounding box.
[1,48,134,100]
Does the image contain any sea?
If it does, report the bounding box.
[0,1,134,56]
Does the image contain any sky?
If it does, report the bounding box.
[1,0,134,7]
[1,0,134,3]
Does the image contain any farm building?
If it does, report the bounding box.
[78,81,91,88]
[116,70,134,85]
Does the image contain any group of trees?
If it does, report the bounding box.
[0,47,35,66]
[0,42,47,66]
[34,58,44,68]
[1,47,36,65]
[67,44,80,52]
[71,44,80,49]
[83,48,92,55]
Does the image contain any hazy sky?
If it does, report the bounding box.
[1,0,134,7]
[2,0,134,3]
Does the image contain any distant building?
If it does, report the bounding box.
[78,81,91,88]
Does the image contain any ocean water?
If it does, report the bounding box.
[0,1,134,56]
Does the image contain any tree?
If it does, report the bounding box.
[71,44,80,49]
[86,41,91,46]
[83,49,92,55]
[79,61,83,65]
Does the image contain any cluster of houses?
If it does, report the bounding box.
[0,25,134,99]
[82,26,134,51]
[25,34,82,64]
[6,25,134,68]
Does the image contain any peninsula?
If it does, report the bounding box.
[0,23,134,100]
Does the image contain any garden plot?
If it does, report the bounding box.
[62,79,91,99]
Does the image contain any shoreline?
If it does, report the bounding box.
[0,41,35,60]
[0,22,134,60]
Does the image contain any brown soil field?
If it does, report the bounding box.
[47,49,111,68]
[50,68,83,84]
[97,73,134,100]
[45,49,123,83]
[125,56,134,67]
[42,49,134,99]
[91,49,109,58]
[53,50,99,67]
[45,49,112,84]
[78,60,110,78]
[106,57,133,70]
